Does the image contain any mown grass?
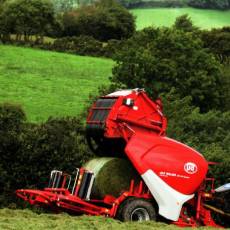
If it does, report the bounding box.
[132,7,230,30]
[0,208,167,230]
[0,45,114,122]
[0,208,216,230]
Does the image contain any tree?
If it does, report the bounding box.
[188,0,230,10]
[62,0,135,41]
[200,27,230,64]
[111,27,224,112]
[173,14,196,32]
[0,0,55,41]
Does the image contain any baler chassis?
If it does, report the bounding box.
[16,168,152,217]
[16,168,224,228]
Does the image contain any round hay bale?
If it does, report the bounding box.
[84,157,140,199]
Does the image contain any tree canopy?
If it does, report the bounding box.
[173,14,196,32]
[188,0,230,10]
[0,0,55,40]
[62,0,135,41]
[111,27,224,112]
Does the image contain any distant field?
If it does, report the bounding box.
[131,7,230,30]
[0,45,114,122]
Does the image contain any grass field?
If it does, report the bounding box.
[131,7,230,30]
[0,45,114,122]
[0,208,215,230]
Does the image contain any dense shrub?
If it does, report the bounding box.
[0,104,26,205]
[200,27,230,64]
[0,35,123,58]
[0,104,92,206]
[119,0,188,8]
[52,35,104,56]
[103,39,124,58]
[163,93,230,150]
[188,0,230,10]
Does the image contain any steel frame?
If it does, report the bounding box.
[16,169,221,227]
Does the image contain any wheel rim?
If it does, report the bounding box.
[131,208,150,221]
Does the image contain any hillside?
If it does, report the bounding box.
[0,45,114,122]
[132,7,230,29]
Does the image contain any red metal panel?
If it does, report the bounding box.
[125,133,208,195]
[86,89,167,138]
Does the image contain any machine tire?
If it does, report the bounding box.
[116,197,135,220]
[121,198,156,222]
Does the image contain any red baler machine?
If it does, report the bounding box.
[16,89,230,227]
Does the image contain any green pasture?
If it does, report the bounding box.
[0,45,114,122]
[131,7,230,30]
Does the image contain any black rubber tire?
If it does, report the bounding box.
[116,197,135,221]
[121,198,156,222]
